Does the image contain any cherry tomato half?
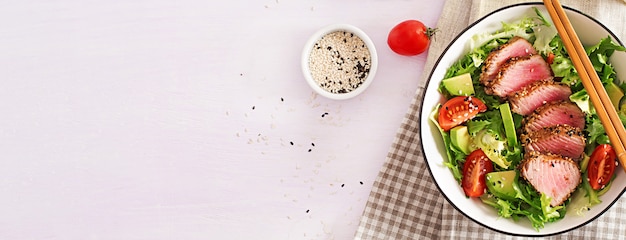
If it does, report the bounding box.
[438,96,487,131]
[462,149,494,197]
[588,144,617,190]
[387,20,435,56]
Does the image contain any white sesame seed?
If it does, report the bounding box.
[309,31,371,94]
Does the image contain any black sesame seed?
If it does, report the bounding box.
[306,209,310,213]
[252,106,255,110]
[308,149,312,152]
[341,184,345,187]
[290,141,294,145]
[281,97,284,102]
[359,181,363,185]
[312,143,315,147]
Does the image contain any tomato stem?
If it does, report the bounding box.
[426,27,438,39]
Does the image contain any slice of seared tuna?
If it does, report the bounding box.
[486,55,553,97]
[523,100,585,133]
[521,125,585,160]
[520,152,581,206]
[480,37,537,87]
[509,79,571,115]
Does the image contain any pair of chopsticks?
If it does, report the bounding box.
[543,0,626,173]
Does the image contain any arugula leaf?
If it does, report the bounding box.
[549,35,583,89]
[482,175,565,231]
[585,36,626,58]
[429,105,464,181]
[586,37,625,85]
[582,173,602,205]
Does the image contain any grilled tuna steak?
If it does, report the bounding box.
[480,37,537,86]
[522,125,585,160]
[520,152,581,206]
[509,79,572,115]
[486,55,553,97]
[522,101,585,133]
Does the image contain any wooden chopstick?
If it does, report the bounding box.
[544,0,626,173]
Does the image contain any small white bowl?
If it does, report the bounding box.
[301,24,378,100]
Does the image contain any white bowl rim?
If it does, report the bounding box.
[301,23,378,100]
[419,2,626,237]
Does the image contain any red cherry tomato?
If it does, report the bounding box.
[387,20,435,56]
[588,144,617,190]
[462,149,494,197]
[437,96,487,131]
[546,52,556,65]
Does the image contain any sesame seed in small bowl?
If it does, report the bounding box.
[301,24,378,100]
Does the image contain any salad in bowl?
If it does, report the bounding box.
[421,3,626,236]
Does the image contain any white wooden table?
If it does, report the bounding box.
[0,1,444,239]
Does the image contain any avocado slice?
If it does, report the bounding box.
[606,81,624,109]
[442,73,474,96]
[450,125,472,155]
[619,95,626,115]
[472,130,511,169]
[570,90,593,114]
[499,102,517,148]
[486,170,518,200]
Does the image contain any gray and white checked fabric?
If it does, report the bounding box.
[355,0,626,239]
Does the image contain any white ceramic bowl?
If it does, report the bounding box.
[420,3,626,236]
[301,24,378,100]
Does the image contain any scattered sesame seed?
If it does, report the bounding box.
[252,106,255,110]
[290,141,294,145]
[341,184,345,187]
[359,181,363,185]
[306,209,310,213]
[308,149,312,152]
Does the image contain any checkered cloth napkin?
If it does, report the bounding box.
[355,0,626,239]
